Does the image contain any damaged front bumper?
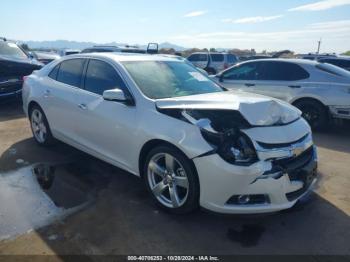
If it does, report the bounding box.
[193,143,317,214]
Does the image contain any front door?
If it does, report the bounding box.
[74,59,137,170]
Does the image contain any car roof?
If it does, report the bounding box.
[241,58,319,65]
[62,52,183,62]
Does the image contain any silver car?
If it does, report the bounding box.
[214,59,350,129]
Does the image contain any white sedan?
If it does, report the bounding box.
[22,53,317,214]
[214,59,350,129]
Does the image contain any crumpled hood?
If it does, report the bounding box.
[155,91,301,126]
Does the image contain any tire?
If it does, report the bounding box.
[29,105,55,146]
[294,100,328,130]
[205,68,216,75]
[143,145,199,214]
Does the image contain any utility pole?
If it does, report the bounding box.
[317,38,322,54]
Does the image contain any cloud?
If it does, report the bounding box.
[184,10,207,17]
[222,15,283,24]
[288,0,350,11]
[169,20,350,52]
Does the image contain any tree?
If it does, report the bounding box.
[342,51,350,56]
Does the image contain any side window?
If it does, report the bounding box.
[223,63,259,80]
[227,54,237,63]
[48,64,60,80]
[210,54,224,62]
[187,54,199,62]
[56,59,85,87]
[84,60,127,95]
[259,62,309,81]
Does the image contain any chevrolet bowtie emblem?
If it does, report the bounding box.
[291,145,304,157]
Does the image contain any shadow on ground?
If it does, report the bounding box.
[0,143,349,255]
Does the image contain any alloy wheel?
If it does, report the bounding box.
[31,109,47,143]
[147,153,189,208]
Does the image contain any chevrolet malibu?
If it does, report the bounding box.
[22,53,317,214]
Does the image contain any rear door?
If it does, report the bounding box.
[74,59,136,169]
[252,61,310,101]
[43,58,86,140]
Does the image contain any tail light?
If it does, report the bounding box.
[224,63,229,69]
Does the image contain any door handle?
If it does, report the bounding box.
[245,83,255,87]
[78,103,87,110]
[288,85,301,88]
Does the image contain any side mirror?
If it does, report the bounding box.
[27,51,35,59]
[103,88,134,105]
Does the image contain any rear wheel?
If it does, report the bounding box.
[294,100,328,130]
[143,145,199,214]
[30,105,55,146]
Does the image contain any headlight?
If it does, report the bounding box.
[201,129,258,165]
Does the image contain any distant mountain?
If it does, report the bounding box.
[24,40,187,51]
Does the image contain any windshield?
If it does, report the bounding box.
[122,61,224,99]
[0,42,28,59]
[316,63,350,78]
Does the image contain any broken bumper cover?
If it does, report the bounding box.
[194,146,317,214]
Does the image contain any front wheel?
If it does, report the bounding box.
[294,100,328,130]
[143,145,199,214]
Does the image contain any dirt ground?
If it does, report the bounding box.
[0,100,349,256]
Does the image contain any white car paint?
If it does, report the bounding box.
[22,53,317,214]
[214,59,350,120]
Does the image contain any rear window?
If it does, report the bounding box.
[319,59,350,69]
[48,64,60,80]
[187,53,208,62]
[227,54,238,63]
[56,59,86,87]
[316,63,350,78]
[210,54,224,62]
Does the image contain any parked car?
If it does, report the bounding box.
[23,53,317,214]
[81,45,146,54]
[213,59,350,129]
[58,49,80,56]
[30,51,60,65]
[187,52,238,74]
[318,56,350,71]
[0,37,43,101]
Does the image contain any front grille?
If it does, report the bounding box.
[286,169,317,201]
[273,146,314,174]
[256,134,308,149]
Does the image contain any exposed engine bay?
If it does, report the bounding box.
[158,108,258,165]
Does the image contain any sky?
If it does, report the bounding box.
[1,0,350,53]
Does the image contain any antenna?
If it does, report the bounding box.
[317,38,322,55]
